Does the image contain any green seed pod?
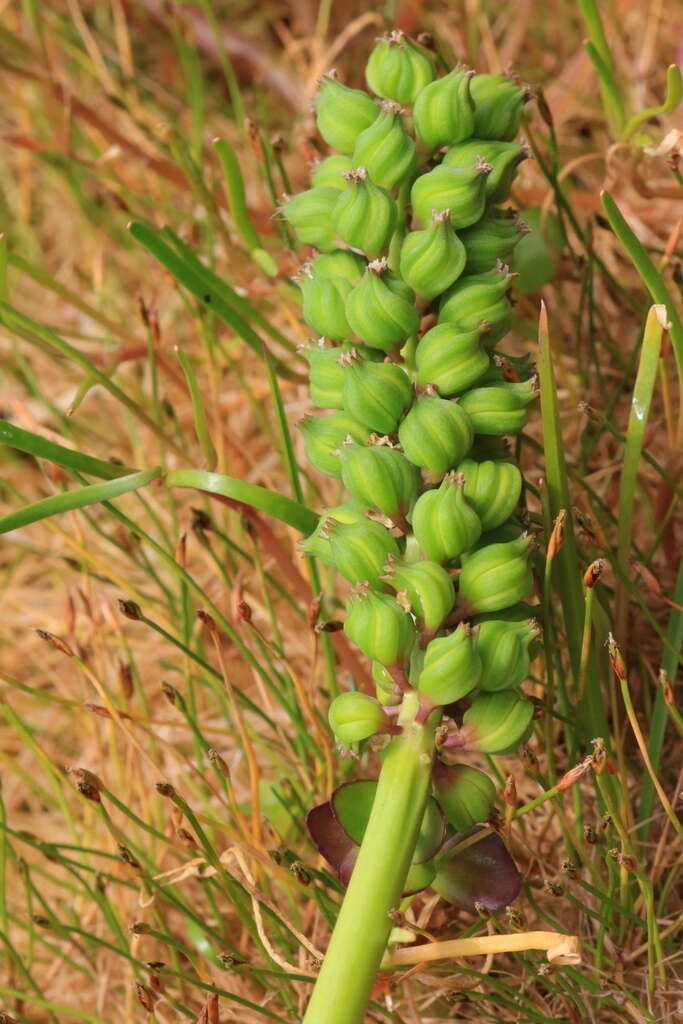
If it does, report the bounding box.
[476,617,540,691]
[326,517,400,588]
[314,72,379,154]
[432,761,497,830]
[383,558,455,633]
[310,154,354,190]
[309,248,366,284]
[417,622,482,707]
[398,210,467,300]
[398,392,473,476]
[300,500,367,565]
[470,73,529,141]
[300,340,347,409]
[415,324,489,396]
[339,440,419,521]
[344,587,416,667]
[410,163,491,229]
[298,271,352,341]
[438,265,514,348]
[365,31,434,105]
[458,377,538,435]
[299,412,369,478]
[346,258,419,352]
[411,472,482,563]
[283,186,339,250]
[372,661,402,706]
[352,101,417,191]
[458,534,533,613]
[460,690,534,753]
[328,691,389,744]
[413,67,475,148]
[341,349,413,434]
[459,209,527,274]
[455,457,522,531]
[443,139,528,203]
[332,167,397,256]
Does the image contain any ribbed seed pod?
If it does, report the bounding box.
[315,72,379,154]
[383,558,455,632]
[411,163,491,229]
[300,340,347,409]
[455,457,522,530]
[399,210,467,299]
[327,517,400,588]
[339,440,419,521]
[346,258,419,351]
[283,186,339,250]
[299,500,367,564]
[341,350,413,434]
[470,73,529,141]
[310,154,353,190]
[309,248,366,283]
[299,413,369,478]
[432,762,497,830]
[461,690,534,753]
[459,208,527,273]
[373,660,402,705]
[438,265,513,348]
[298,272,352,340]
[459,378,538,435]
[332,167,397,255]
[365,31,434,105]
[398,393,473,476]
[475,616,540,691]
[458,535,533,613]
[344,588,416,667]
[411,472,482,563]
[413,68,475,148]
[443,139,528,203]
[415,324,489,395]
[328,692,390,744]
[417,623,482,706]
[352,102,417,190]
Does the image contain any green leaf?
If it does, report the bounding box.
[164,468,318,534]
[0,419,136,479]
[0,468,161,535]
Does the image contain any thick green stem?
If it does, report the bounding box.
[303,710,438,1024]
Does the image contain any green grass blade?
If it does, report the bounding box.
[175,348,217,470]
[0,467,161,535]
[0,419,136,478]
[578,0,625,131]
[621,64,683,142]
[165,467,318,534]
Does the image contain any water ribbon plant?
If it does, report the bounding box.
[285,32,538,1024]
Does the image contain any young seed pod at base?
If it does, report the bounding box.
[413,68,475,148]
[411,472,482,563]
[365,31,434,105]
[383,558,455,632]
[470,73,529,141]
[299,271,352,340]
[399,210,467,300]
[398,393,473,476]
[299,413,369,478]
[352,101,418,190]
[443,139,527,203]
[283,186,339,250]
[475,617,540,691]
[310,154,354,190]
[346,258,419,352]
[344,588,416,667]
[417,622,482,707]
[415,324,490,396]
[459,209,527,274]
[455,457,522,531]
[326,517,400,588]
[458,535,533,613]
[328,691,390,744]
[458,378,538,435]
[438,265,513,348]
[341,351,413,434]
[410,163,491,229]
[460,690,534,753]
[315,72,379,154]
[432,761,497,830]
[340,440,419,521]
[372,661,402,706]
[332,167,397,256]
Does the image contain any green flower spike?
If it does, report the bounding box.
[340,348,413,435]
[344,585,416,668]
[310,154,354,190]
[399,210,467,300]
[332,167,397,256]
[459,376,538,435]
[328,691,391,745]
[413,67,475,148]
[417,622,482,707]
[455,457,522,531]
[438,263,514,348]
[339,438,419,527]
[398,390,474,477]
[352,101,417,191]
[314,71,379,154]
[458,534,534,613]
[459,690,534,753]
[365,30,434,105]
[415,323,490,396]
[470,73,530,141]
[410,161,491,229]
[411,471,482,563]
[432,761,497,831]
[382,557,455,633]
[460,208,528,274]
[326,517,400,588]
[283,186,339,250]
[475,616,540,691]
[443,139,528,203]
[346,258,419,352]
[298,412,369,478]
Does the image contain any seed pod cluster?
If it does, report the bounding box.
[292,36,537,823]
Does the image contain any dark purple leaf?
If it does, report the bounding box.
[432,827,522,911]
[306,801,358,883]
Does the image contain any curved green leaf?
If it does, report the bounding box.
[0,419,135,479]
[165,467,318,534]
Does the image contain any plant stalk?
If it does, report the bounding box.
[302,708,438,1024]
